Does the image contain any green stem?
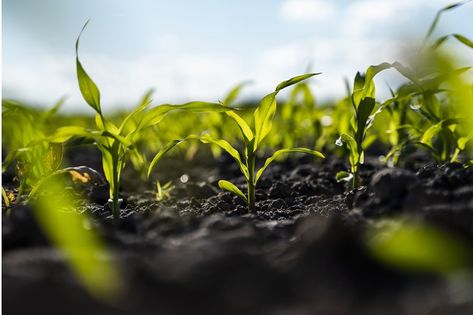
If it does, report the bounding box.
[353,140,363,188]
[352,171,361,188]
[247,150,256,213]
[111,154,120,220]
[450,148,460,163]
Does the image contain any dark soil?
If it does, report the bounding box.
[3,148,473,315]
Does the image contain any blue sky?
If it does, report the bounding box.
[3,0,473,112]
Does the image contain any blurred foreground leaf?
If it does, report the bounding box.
[365,218,473,274]
[34,177,123,301]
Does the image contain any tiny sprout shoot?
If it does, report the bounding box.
[156,180,174,201]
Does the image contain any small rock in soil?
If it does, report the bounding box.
[269,181,292,198]
[370,168,418,203]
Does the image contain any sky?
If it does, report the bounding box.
[3,0,473,113]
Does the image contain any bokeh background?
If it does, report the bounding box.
[3,0,473,112]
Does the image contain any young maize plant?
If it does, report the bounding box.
[2,98,66,202]
[336,63,393,188]
[148,73,325,212]
[392,57,473,163]
[48,21,231,219]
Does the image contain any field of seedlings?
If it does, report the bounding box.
[2,2,473,315]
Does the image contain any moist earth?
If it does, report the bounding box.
[3,148,473,315]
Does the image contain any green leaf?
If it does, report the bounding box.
[421,118,461,146]
[357,97,376,129]
[275,73,320,92]
[49,126,96,143]
[253,91,277,150]
[353,72,365,91]
[458,131,473,150]
[2,149,20,172]
[170,101,234,112]
[364,63,392,88]
[200,134,249,178]
[392,62,423,88]
[366,218,473,274]
[353,63,392,108]
[147,139,188,177]
[226,110,254,142]
[44,96,67,120]
[101,148,114,191]
[48,125,131,148]
[255,148,324,183]
[432,35,450,49]
[119,88,154,133]
[356,97,377,143]
[432,34,473,50]
[33,177,122,300]
[140,101,231,129]
[453,34,473,48]
[218,180,247,203]
[223,81,251,106]
[101,130,133,148]
[75,20,101,114]
[297,83,316,108]
[253,73,320,150]
[423,0,471,46]
[28,166,105,199]
[337,133,359,170]
[335,171,353,183]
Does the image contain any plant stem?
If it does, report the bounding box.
[111,154,120,220]
[352,171,361,188]
[353,136,363,188]
[247,150,256,213]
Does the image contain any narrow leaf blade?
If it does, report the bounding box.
[147,139,188,177]
[218,180,248,203]
[255,148,324,183]
[75,21,101,113]
[275,73,320,92]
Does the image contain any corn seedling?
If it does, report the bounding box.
[2,99,66,199]
[336,63,393,187]
[155,180,174,201]
[148,73,325,212]
[48,21,231,219]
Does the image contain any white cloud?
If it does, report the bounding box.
[0,34,408,113]
[2,50,247,113]
[342,0,456,37]
[280,0,336,22]
[3,0,469,112]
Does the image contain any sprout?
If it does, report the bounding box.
[148,74,325,212]
[336,63,392,188]
[49,21,231,219]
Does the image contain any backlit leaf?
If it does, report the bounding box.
[226,111,254,142]
[421,118,461,146]
[148,139,187,177]
[200,134,249,178]
[275,73,319,91]
[223,81,251,106]
[218,180,247,203]
[255,148,324,183]
[76,20,101,114]
[336,171,353,183]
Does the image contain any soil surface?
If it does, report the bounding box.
[3,147,473,315]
